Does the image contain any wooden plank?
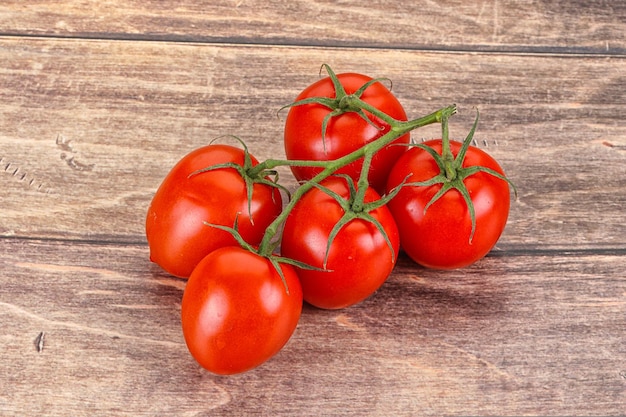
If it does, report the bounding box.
[2,3,624,417]
[0,0,624,53]
[1,238,624,416]
[1,38,625,248]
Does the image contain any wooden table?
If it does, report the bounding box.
[1,2,625,416]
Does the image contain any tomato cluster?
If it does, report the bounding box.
[146,65,515,375]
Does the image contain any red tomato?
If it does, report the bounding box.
[146,144,282,278]
[284,72,409,194]
[281,177,399,309]
[181,247,303,375]
[385,139,511,269]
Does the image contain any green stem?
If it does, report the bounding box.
[440,107,457,180]
[341,96,403,128]
[257,104,456,256]
[247,158,328,178]
[352,152,373,212]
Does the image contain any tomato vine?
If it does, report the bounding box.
[185,64,459,269]
[149,63,518,374]
[253,103,455,257]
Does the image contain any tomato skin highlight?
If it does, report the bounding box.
[386,139,510,269]
[145,144,282,278]
[181,247,303,375]
[281,177,400,309]
[284,73,409,194]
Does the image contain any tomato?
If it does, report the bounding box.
[284,71,409,194]
[281,176,399,309]
[385,139,511,269]
[181,246,303,375]
[146,144,282,278]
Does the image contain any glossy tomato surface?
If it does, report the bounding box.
[284,72,409,193]
[386,139,510,269]
[181,247,303,375]
[146,144,282,278]
[281,177,399,309]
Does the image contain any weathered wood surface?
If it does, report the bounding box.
[0,0,624,53]
[1,1,625,416]
[1,239,625,416]
[2,38,625,246]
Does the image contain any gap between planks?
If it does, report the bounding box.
[0,33,624,58]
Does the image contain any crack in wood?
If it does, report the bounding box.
[56,134,95,172]
[34,331,45,353]
[602,140,626,150]
[60,153,95,172]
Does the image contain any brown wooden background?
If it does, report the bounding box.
[1,1,625,416]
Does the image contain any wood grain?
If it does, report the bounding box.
[1,38,625,249]
[1,1,625,415]
[1,238,625,416]
[1,0,624,53]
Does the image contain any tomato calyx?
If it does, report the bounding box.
[189,136,289,222]
[398,109,517,242]
[311,175,401,269]
[280,64,401,151]
[203,216,326,294]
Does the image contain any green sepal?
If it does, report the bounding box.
[394,109,517,244]
[187,135,290,221]
[279,64,392,154]
[308,175,398,269]
[203,219,326,295]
